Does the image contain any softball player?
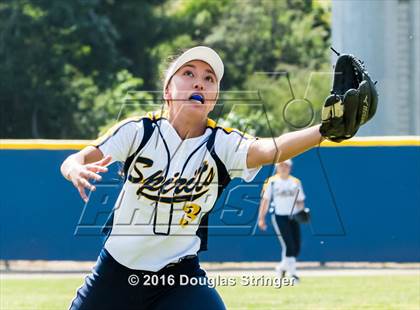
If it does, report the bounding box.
[258,160,305,282]
[61,46,330,309]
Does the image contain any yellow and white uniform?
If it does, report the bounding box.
[93,111,261,271]
[263,175,305,216]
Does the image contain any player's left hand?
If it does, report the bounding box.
[258,218,267,231]
[320,53,378,142]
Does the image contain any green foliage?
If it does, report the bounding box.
[0,0,332,139]
[171,0,230,41]
[216,63,332,137]
[0,0,125,138]
[67,68,149,138]
[97,0,170,90]
[203,0,330,90]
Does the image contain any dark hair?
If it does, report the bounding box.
[160,48,189,90]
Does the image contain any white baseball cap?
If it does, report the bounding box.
[163,46,224,92]
[277,159,293,166]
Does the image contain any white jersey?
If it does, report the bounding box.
[263,175,305,216]
[93,111,261,271]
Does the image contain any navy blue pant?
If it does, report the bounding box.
[273,215,301,257]
[70,249,226,310]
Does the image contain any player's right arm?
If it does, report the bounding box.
[258,180,272,231]
[61,117,144,202]
[258,197,269,231]
[60,146,111,202]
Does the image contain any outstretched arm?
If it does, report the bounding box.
[247,125,324,169]
[61,146,111,202]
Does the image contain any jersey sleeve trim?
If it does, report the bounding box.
[206,118,255,139]
[146,110,169,121]
[262,175,280,192]
[91,116,147,148]
[290,176,301,184]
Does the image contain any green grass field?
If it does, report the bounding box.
[1,275,419,310]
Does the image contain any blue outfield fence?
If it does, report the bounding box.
[0,138,419,262]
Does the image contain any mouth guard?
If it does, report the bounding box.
[190,94,204,103]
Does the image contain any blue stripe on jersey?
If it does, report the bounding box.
[102,117,155,239]
[196,127,231,252]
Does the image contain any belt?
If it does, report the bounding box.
[164,255,198,269]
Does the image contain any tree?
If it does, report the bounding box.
[0,0,332,139]
[0,0,126,138]
[203,0,330,90]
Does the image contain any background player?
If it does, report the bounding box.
[258,159,305,282]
